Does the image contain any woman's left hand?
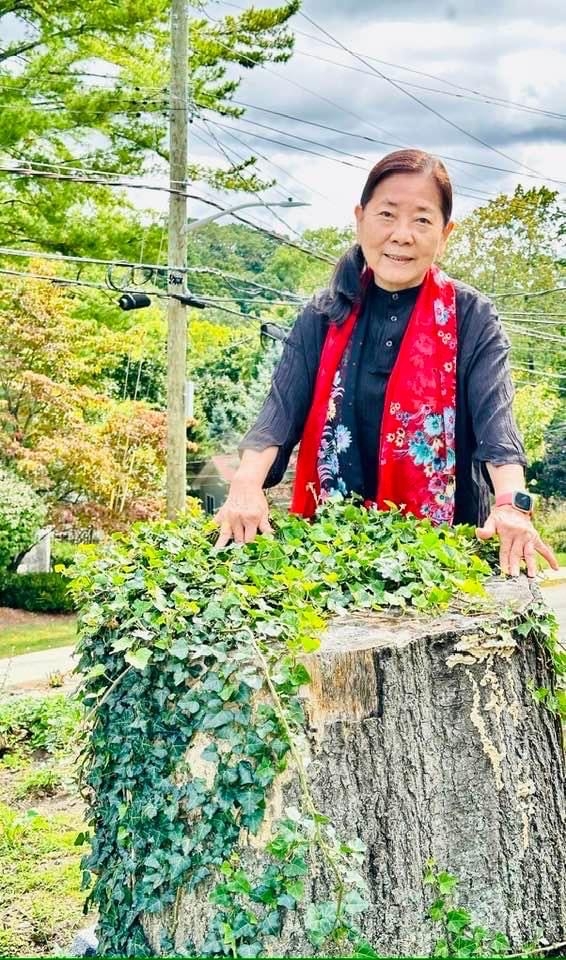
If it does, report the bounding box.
[476,505,559,577]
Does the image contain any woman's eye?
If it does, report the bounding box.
[379,211,393,217]
[417,218,431,224]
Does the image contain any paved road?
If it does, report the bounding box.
[543,581,566,644]
[1,578,565,692]
[0,644,77,692]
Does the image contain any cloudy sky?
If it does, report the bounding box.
[187,0,566,236]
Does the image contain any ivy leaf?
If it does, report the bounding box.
[445,908,471,933]
[111,636,132,652]
[436,871,458,896]
[353,942,380,959]
[260,910,282,936]
[238,945,262,958]
[169,637,189,659]
[202,709,234,730]
[86,664,106,679]
[286,880,304,900]
[124,647,152,670]
[344,889,369,916]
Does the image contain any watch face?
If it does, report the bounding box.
[513,491,533,512]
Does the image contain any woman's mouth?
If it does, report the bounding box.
[385,254,413,263]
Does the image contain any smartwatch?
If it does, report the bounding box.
[495,491,535,515]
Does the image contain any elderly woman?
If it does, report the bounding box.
[216,148,558,578]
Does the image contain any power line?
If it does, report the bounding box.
[0,163,189,197]
[298,9,559,185]
[499,316,566,328]
[0,247,303,298]
[204,102,566,188]
[199,117,306,242]
[500,311,566,319]
[292,47,566,123]
[0,265,275,321]
[17,11,565,125]
[503,323,565,344]
[216,0,566,122]
[201,114,497,204]
[204,116,333,204]
[0,161,336,264]
[511,364,566,380]
[201,116,369,171]
[186,266,304,301]
[491,286,566,300]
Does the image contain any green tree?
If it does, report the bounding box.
[513,383,561,464]
[0,0,299,256]
[0,468,47,571]
[442,185,565,379]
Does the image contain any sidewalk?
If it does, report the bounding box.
[539,566,566,587]
[0,644,77,692]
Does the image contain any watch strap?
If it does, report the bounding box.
[495,493,514,507]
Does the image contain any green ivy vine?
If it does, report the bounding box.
[70,501,563,957]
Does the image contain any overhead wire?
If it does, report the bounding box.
[202,115,332,204]
[298,9,560,184]
[199,105,566,188]
[0,265,283,321]
[510,364,566,380]
[503,323,565,345]
[214,0,566,121]
[198,6,565,193]
[202,114,500,203]
[198,116,308,242]
[291,47,566,123]
[491,286,566,300]
[9,16,565,124]
[194,120,342,264]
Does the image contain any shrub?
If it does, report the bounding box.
[0,572,76,613]
[0,694,82,757]
[536,499,566,555]
[50,539,80,571]
[0,469,47,571]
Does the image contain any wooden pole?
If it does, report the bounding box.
[166,0,188,519]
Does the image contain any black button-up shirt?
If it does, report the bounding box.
[240,277,527,526]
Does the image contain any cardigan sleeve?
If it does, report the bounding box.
[463,294,527,482]
[238,302,326,487]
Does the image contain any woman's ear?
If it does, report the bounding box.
[438,219,455,256]
[354,204,363,238]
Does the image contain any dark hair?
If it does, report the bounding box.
[316,149,453,323]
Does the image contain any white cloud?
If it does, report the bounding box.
[187,3,566,235]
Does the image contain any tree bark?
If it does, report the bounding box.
[144,576,566,956]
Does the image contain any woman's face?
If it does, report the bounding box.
[354,172,455,291]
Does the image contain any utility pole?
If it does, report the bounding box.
[166,0,189,519]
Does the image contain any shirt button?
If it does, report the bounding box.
[390,315,397,322]
[385,339,393,347]
[392,292,399,300]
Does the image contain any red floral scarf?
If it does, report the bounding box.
[291,264,457,524]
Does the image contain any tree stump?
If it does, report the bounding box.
[143,577,566,956]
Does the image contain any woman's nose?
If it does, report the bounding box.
[389,221,414,243]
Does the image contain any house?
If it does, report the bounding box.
[192,451,297,515]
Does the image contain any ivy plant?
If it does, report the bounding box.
[70,500,561,957]
[424,860,511,957]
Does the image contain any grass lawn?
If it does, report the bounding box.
[0,694,95,956]
[0,801,91,956]
[0,616,76,661]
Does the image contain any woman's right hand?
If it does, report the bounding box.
[215,474,273,548]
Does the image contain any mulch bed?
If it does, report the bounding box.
[0,607,76,629]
